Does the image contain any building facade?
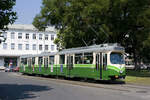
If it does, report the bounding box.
[0,24,57,68]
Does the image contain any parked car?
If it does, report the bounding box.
[0,66,5,70]
[13,67,19,72]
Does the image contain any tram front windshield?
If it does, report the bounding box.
[110,52,124,64]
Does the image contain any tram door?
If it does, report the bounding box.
[96,53,102,79]
[96,53,107,79]
[67,55,73,77]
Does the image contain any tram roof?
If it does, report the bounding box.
[20,52,57,58]
[58,43,124,54]
[20,43,124,58]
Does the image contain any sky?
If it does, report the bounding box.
[13,0,42,24]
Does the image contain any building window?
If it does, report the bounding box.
[26,44,29,50]
[3,32,7,39]
[32,44,36,50]
[11,32,15,39]
[45,34,48,40]
[3,43,7,49]
[11,43,15,50]
[51,35,54,40]
[51,45,55,51]
[33,34,36,39]
[45,45,48,51]
[26,33,29,39]
[18,44,22,50]
[18,33,22,39]
[39,44,42,50]
[39,34,42,40]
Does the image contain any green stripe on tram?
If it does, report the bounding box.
[107,65,120,72]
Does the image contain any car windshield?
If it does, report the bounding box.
[110,52,125,64]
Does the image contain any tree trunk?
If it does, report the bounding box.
[133,48,140,71]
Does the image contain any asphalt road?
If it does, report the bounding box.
[0,72,150,100]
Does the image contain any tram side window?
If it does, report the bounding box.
[103,54,107,70]
[32,57,35,65]
[83,53,93,64]
[28,58,32,67]
[24,58,27,65]
[38,57,43,65]
[44,57,48,68]
[59,55,65,64]
[49,56,54,64]
[21,58,24,65]
[75,53,83,64]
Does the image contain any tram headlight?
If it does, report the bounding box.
[115,75,118,78]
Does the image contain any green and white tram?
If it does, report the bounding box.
[20,43,126,80]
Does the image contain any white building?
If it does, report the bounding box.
[0,24,57,68]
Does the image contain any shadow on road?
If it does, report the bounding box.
[0,84,52,100]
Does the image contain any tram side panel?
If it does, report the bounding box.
[20,51,126,80]
[67,52,108,80]
[64,52,126,80]
[63,52,104,80]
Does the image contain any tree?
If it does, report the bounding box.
[33,0,111,48]
[103,0,150,67]
[0,0,17,31]
[142,33,150,63]
[33,0,150,67]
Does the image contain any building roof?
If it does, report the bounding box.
[7,24,56,33]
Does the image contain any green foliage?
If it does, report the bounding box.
[0,0,17,30]
[142,33,150,63]
[32,14,47,31]
[33,0,150,63]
